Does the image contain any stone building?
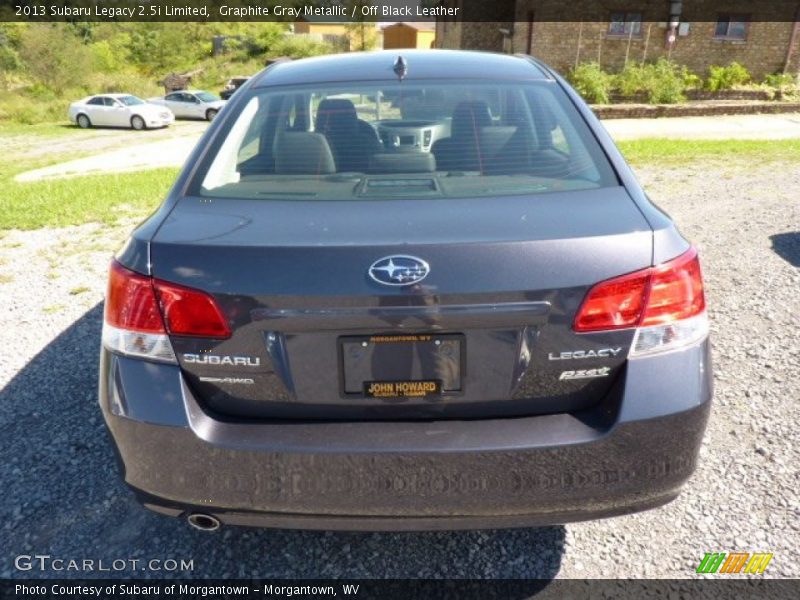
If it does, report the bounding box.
[435,1,800,79]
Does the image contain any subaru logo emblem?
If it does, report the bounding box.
[368,255,430,286]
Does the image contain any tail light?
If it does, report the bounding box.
[574,247,709,356]
[154,281,231,338]
[102,261,230,363]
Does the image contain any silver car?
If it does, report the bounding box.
[68,94,174,130]
[148,90,225,121]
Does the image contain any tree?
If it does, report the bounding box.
[0,24,25,74]
[250,23,290,57]
[18,24,91,90]
[344,1,378,51]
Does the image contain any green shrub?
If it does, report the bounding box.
[615,63,647,98]
[18,24,92,91]
[270,35,334,59]
[214,37,254,63]
[706,61,751,91]
[25,82,58,101]
[647,59,689,103]
[764,72,797,89]
[250,23,289,55]
[0,92,64,124]
[89,40,124,73]
[86,71,160,97]
[682,68,703,91]
[614,59,690,104]
[193,57,265,92]
[567,62,614,104]
[763,73,799,101]
[0,44,20,72]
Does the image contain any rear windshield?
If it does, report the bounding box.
[194,80,617,201]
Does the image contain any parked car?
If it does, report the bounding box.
[220,76,249,100]
[148,90,225,121]
[68,94,174,130]
[100,50,711,532]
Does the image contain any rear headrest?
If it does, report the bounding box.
[478,126,519,151]
[369,152,436,174]
[477,126,527,174]
[451,101,492,139]
[274,132,336,175]
[316,99,358,133]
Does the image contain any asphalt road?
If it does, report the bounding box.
[0,159,798,579]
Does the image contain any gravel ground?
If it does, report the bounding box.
[0,158,798,580]
[14,136,201,182]
[3,120,207,163]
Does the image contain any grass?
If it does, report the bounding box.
[0,168,178,230]
[0,120,186,230]
[0,122,77,138]
[616,138,800,166]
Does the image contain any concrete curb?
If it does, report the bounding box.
[593,101,800,120]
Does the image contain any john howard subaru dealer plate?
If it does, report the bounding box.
[340,334,463,398]
[364,379,443,398]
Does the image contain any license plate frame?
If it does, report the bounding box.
[364,379,442,399]
[339,333,465,398]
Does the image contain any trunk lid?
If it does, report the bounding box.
[151,187,651,420]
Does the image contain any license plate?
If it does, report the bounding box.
[364,380,442,398]
[340,333,463,396]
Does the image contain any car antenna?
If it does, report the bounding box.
[393,56,407,81]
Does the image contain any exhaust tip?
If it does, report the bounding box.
[187,513,221,532]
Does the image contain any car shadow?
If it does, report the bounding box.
[770,232,800,267]
[0,304,565,582]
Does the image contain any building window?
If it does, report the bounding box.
[608,12,642,37]
[714,15,748,40]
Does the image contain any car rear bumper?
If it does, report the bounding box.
[100,338,712,531]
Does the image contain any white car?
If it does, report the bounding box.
[148,90,225,121]
[68,94,174,130]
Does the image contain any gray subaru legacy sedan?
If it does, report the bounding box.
[100,50,711,531]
